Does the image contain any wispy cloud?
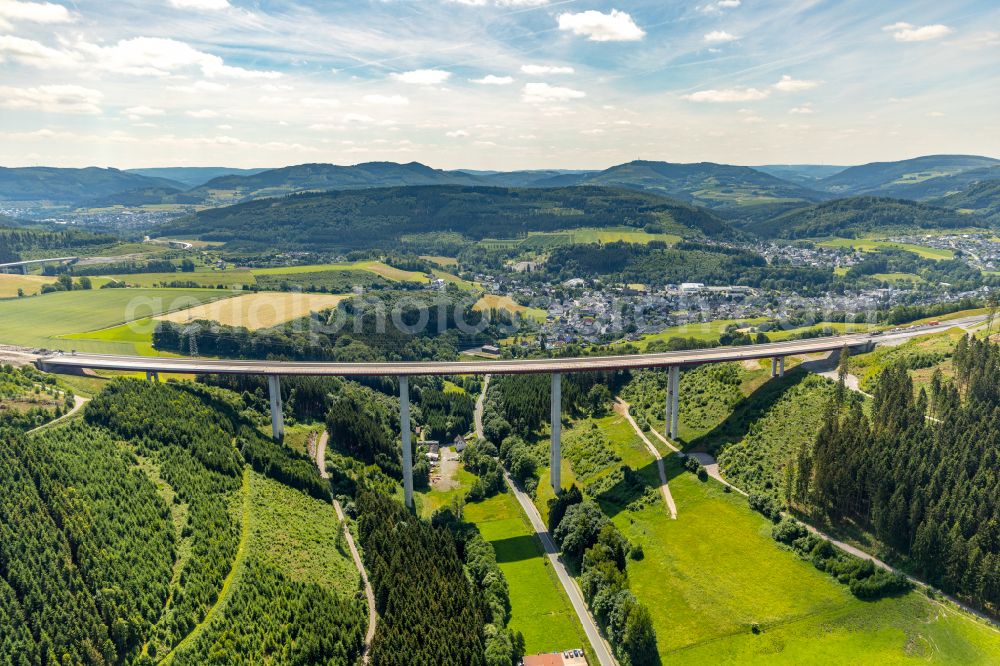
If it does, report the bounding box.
[682,87,769,102]
[0,84,102,114]
[704,30,737,44]
[521,64,574,75]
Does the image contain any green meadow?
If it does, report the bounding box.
[818,237,955,261]
[541,408,1000,664]
[416,462,589,657]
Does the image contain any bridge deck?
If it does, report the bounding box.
[38,334,873,377]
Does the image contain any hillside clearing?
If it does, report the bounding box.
[156,292,347,329]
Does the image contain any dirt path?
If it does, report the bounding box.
[314,431,378,662]
[27,395,88,434]
[615,399,677,519]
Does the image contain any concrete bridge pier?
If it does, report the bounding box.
[771,357,786,378]
[668,366,680,440]
[550,372,561,494]
[145,371,159,382]
[400,376,414,509]
[267,375,284,441]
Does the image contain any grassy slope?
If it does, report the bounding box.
[552,411,1000,664]
[818,237,955,261]
[0,288,233,353]
[474,294,547,322]
[416,465,589,656]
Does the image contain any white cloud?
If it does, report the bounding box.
[522,82,585,104]
[301,97,340,108]
[216,124,233,130]
[446,129,469,138]
[168,0,231,10]
[391,69,451,85]
[123,105,164,120]
[343,113,374,124]
[557,10,645,42]
[470,75,514,85]
[789,106,813,114]
[702,0,740,12]
[0,84,102,114]
[520,64,574,75]
[927,111,946,118]
[0,35,75,68]
[0,0,72,27]
[883,22,953,42]
[363,94,409,106]
[742,115,765,124]
[76,37,282,79]
[682,87,769,102]
[581,128,605,135]
[704,30,737,44]
[186,108,220,118]
[168,80,228,93]
[773,75,819,92]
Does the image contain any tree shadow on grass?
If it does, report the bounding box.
[687,368,812,456]
[489,534,547,563]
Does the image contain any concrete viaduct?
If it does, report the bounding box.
[39,334,877,508]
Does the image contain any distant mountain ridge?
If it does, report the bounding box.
[125,167,270,188]
[935,178,1000,225]
[0,167,183,205]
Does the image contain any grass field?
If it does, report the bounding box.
[0,288,232,353]
[420,255,459,267]
[0,273,57,297]
[157,292,346,329]
[416,460,590,657]
[555,411,1000,664]
[818,237,955,261]
[474,294,547,322]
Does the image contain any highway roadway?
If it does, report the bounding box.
[37,317,985,377]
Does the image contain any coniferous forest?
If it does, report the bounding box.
[801,335,1000,613]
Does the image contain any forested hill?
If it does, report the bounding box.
[816,154,1000,197]
[746,196,973,238]
[158,185,733,251]
[936,179,1000,225]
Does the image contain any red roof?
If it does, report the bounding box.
[522,654,563,666]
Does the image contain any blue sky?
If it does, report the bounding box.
[0,0,998,169]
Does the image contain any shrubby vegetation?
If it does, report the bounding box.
[0,363,74,431]
[771,519,911,600]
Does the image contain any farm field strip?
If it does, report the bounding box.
[818,237,955,260]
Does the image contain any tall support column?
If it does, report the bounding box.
[145,371,159,382]
[267,375,284,441]
[664,366,674,440]
[550,373,562,494]
[779,356,786,377]
[771,357,778,377]
[669,366,680,441]
[400,376,413,509]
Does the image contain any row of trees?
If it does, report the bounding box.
[548,488,659,666]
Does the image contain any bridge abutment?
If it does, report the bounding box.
[267,375,284,441]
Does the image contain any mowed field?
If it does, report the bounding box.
[157,292,347,329]
[0,288,232,353]
[544,412,1000,664]
[473,294,547,322]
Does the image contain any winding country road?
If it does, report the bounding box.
[27,395,88,434]
[314,431,378,662]
[614,399,677,519]
[475,376,617,666]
